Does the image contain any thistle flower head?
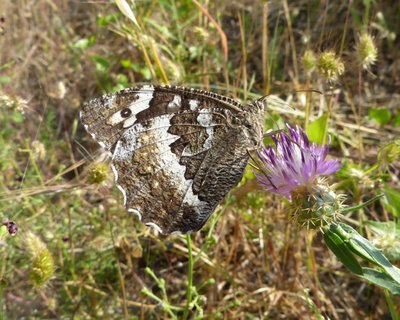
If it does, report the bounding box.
[256,124,340,197]
[255,125,342,228]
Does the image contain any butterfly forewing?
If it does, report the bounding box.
[80,85,263,234]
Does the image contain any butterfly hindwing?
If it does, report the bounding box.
[81,85,264,234]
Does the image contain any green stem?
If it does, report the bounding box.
[0,283,3,320]
[339,193,384,214]
[182,234,194,320]
[384,289,399,320]
[108,221,129,320]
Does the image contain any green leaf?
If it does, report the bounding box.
[324,223,400,293]
[0,226,8,239]
[306,114,327,144]
[377,140,400,167]
[263,113,283,132]
[0,76,12,84]
[361,268,400,295]
[73,38,88,49]
[368,107,392,126]
[97,14,117,26]
[338,223,400,284]
[120,59,133,68]
[91,55,110,73]
[365,220,400,235]
[384,184,400,218]
[323,224,363,275]
[12,112,25,123]
[394,112,400,126]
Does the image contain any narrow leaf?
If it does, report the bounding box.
[384,184,400,218]
[115,0,141,30]
[306,114,328,144]
[323,225,363,275]
[361,268,400,295]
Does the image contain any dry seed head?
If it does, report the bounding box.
[56,81,67,99]
[31,140,46,161]
[87,163,109,184]
[26,231,47,255]
[303,50,317,73]
[193,26,210,42]
[317,51,345,81]
[0,95,28,114]
[25,232,55,288]
[355,33,378,69]
[371,230,400,262]
[164,59,183,82]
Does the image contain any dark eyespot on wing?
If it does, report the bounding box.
[120,108,132,118]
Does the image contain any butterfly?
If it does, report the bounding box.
[80,85,265,234]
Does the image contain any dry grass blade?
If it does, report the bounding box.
[115,0,141,30]
[192,0,228,61]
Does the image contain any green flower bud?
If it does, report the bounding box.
[291,183,344,229]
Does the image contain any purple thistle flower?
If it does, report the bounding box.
[255,124,341,199]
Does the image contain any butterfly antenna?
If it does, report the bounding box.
[263,128,284,138]
[291,88,322,95]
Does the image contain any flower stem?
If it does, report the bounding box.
[384,289,399,320]
[108,221,128,320]
[0,281,4,320]
[339,193,384,214]
[182,234,194,320]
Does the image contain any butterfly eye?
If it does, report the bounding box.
[120,108,132,118]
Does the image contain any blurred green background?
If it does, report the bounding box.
[0,0,399,318]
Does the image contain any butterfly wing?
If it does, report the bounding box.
[81,85,253,234]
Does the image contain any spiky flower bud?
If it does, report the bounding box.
[87,163,109,184]
[25,232,55,288]
[255,124,342,229]
[355,33,378,69]
[317,51,345,81]
[291,183,344,229]
[303,50,317,74]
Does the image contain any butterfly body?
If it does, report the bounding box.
[80,85,265,234]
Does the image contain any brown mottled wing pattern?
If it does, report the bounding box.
[80,85,262,234]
